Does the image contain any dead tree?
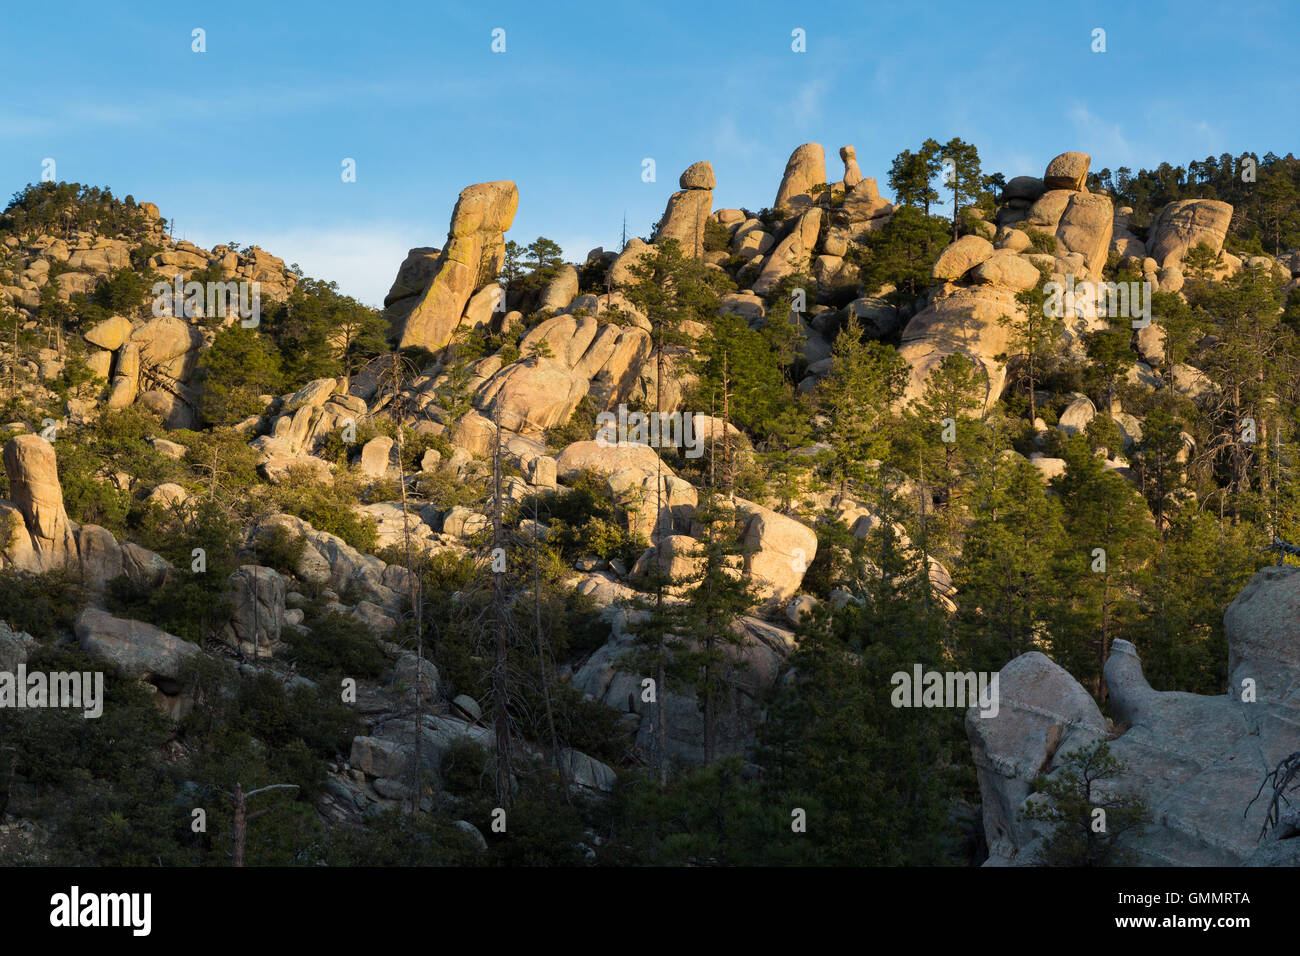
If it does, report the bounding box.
[225,782,298,867]
[387,350,431,816]
[1247,750,1300,840]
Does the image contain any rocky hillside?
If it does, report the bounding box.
[1,143,1299,866]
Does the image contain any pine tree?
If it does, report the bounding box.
[624,237,719,784]
[887,141,942,217]
[756,513,954,865]
[676,491,756,762]
[815,314,908,497]
[1020,740,1150,866]
[1048,435,1156,694]
[896,351,990,556]
[997,266,1059,426]
[952,453,1066,672]
[938,137,985,241]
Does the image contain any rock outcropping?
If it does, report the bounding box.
[969,565,1300,866]
[774,143,827,213]
[1,434,78,572]
[393,181,519,352]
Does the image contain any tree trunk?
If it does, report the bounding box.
[231,784,247,867]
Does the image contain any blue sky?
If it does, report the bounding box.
[2,0,1296,307]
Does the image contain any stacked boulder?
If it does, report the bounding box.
[754,207,823,294]
[899,150,1124,414]
[653,162,715,259]
[470,311,652,437]
[834,145,893,239]
[250,377,369,483]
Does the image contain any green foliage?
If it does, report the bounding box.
[624,237,719,351]
[525,237,565,277]
[0,644,182,865]
[997,261,1060,423]
[952,454,1067,672]
[1048,435,1157,689]
[1022,226,1057,254]
[849,204,952,306]
[544,470,645,565]
[1,182,151,240]
[261,276,387,383]
[888,142,942,216]
[174,426,263,495]
[755,521,959,865]
[281,608,388,682]
[619,758,770,865]
[543,393,600,449]
[702,217,732,253]
[321,807,484,866]
[473,779,590,866]
[194,324,281,427]
[1101,152,1300,252]
[891,351,992,557]
[815,315,908,493]
[1021,740,1150,866]
[251,524,307,576]
[689,311,791,443]
[104,498,239,643]
[91,266,156,317]
[271,472,378,554]
[0,569,84,640]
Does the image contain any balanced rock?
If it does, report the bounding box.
[679,161,715,190]
[1043,151,1090,191]
[654,165,714,260]
[84,315,133,351]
